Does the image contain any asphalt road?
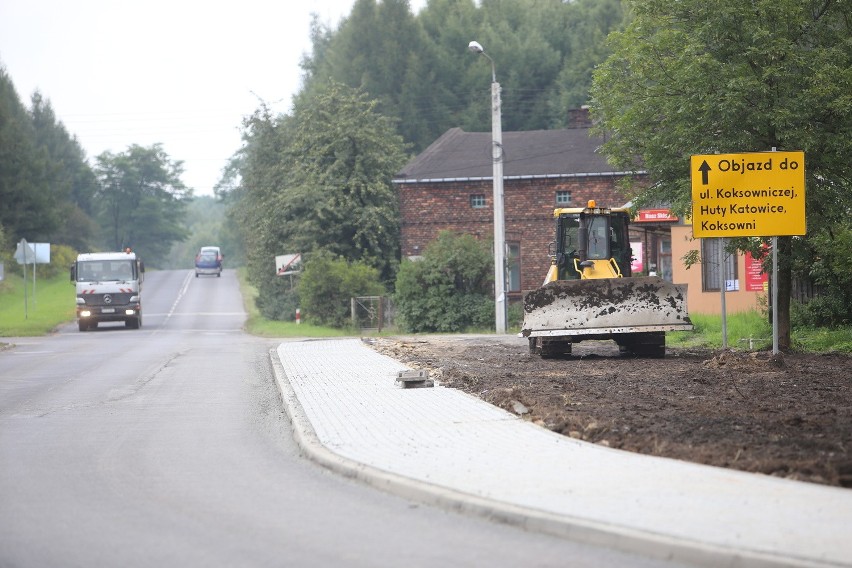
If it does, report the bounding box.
[0,269,683,567]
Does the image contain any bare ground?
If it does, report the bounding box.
[369,335,852,488]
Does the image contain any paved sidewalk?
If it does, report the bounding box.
[272,338,852,568]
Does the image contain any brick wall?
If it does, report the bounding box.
[398,176,629,296]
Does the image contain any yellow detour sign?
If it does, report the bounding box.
[691,151,806,237]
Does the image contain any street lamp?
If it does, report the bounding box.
[468,40,507,334]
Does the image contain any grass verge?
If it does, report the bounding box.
[236,269,351,338]
[0,273,75,337]
[667,310,852,353]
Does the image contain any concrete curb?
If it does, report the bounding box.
[268,348,835,568]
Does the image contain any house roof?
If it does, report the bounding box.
[394,127,634,183]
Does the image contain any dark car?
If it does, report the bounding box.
[195,250,222,277]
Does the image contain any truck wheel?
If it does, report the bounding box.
[78,320,89,332]
[126,317,140,329]
[621,332,665,358]
[531,337,572,358]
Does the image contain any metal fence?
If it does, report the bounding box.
[351,296,393,333]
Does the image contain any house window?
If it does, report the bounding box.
[470,194,486,208]
[507,242,521,292]
[658,238,673,282]
[556,190,571,205]
[701,238,738,292]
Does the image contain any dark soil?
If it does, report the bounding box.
[370,336,852,488]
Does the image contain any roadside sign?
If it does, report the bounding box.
[275,253,302,276]
[691,151,805,237]
[13,242,50,264]
[14,241,35,264]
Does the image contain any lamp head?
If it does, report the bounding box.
[468,41,484,54]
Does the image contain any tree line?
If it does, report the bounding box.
[298,0,625,153]
[0,67,191,268]
[230,0,852,344]
[225,0,629,328]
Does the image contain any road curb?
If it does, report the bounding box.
[268,348,830,568]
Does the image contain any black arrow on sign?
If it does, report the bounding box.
[698,160,711,185]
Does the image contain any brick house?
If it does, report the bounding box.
[393,115,765,313]
[394,116,639,301]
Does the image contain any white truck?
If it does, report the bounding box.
[70,250,145,331]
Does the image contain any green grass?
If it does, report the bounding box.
[667,310,852,353]
[792,327,852,353]
[667,310,771,349]
[0,272,76,336]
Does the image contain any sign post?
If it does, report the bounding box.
[691,151,806,353]
[275,253,302,292]
[15,239,35,318]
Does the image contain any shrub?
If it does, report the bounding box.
[256,281,300,322]
[394,231,494,332]
[41,244,78,279]
[791,297,852,328]
[298,252,386,328]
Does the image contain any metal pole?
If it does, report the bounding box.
[772,236,779,354]
[491,78,507,334]
[719,237,727,349]
[20,239,28,320]
[469,41,507,334]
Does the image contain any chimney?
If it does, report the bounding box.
[567,106,592,129]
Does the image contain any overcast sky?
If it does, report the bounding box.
[0,0,424,196]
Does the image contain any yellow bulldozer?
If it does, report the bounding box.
[521,200,692,357]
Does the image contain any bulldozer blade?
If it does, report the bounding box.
[522,276,692,338]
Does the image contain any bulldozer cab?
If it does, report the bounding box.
[525,200,692,358]
[554,203,632,281]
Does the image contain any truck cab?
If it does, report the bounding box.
[70,251,144,331]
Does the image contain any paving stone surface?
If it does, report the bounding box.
[276,338,852,568]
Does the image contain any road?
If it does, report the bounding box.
[0,269,682,567]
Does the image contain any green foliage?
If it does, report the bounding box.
[231,82,407,320]
[299,0,627,151]
[38,244,77,279]
[590,0,852,346]
[0,272,75,337]
[789,221,852,327]
[0,223,8,265]
[236,267,349,338]
[255,277,300,322]
[664,309,852,354]
[792,297,852,328]
[298,252,386,328]
[162,196,245,270]
[394,231,494,332]
[792,327,852,354]
[667,310,772,350]
[0,70,97,246]
[93,144,191,266]
[284,82,407,281]
[29,92,98,250]
[507,301,524,331]
[592,0,852,217]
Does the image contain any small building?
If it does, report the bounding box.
[393,115,765,314]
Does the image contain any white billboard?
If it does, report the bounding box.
[275,253,302,276]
